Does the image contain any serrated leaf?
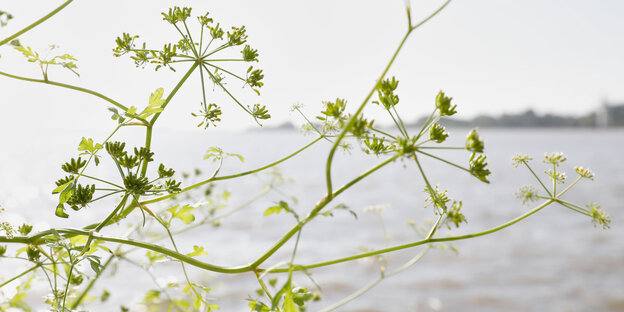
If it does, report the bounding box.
[78,137,103,153]
[166,205,196,224]
[149,88,166,107]
[14,45,38,62]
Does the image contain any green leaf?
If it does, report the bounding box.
[283,290,298,312]
[14,45,38,62]
[87,256,103,274]
[203,147,244,163]
[78,137,103,153]
[263,206,282,216]
[59,183,75,204]
[166,205,196,224]
[193,294,202,310]
[126,106,138,116]
[55,203,69,218]
[52,180,73,194]
[264,201,289,216]
[149,88,166,107]
[186,245,208,257]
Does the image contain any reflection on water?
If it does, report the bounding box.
[1,128,623,311]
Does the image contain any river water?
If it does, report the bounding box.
[1,128,623,311]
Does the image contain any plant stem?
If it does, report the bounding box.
[417,149,471,174]
[325,30,411,196]
[0,0,73,46]
[94,194,129,232]
[272,199,554,272]
[150,62,199,125]
[0,71,128,111]
[523,161,553,197]
[320,246,431,312]
[0,265,39,288]
[70,254,115,309]
[141,135,324,205]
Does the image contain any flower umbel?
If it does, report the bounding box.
[588,202,610,229]
[575,166,595,180]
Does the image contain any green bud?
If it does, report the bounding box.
[435,91,457,116]
[469,153,491,183]
[18,224,33,235]
[27,245,40,262]
[429,122,448,143]
[465,129,484,153]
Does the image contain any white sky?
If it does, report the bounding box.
[1,0,623,132]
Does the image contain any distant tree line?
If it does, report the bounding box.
[416,105,624,128]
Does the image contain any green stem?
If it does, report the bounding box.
[140,125,153,177]
[202,63,253,115]
[415,110,437,141]
[320,246,431,312]
[417,150,471,174]
[150,62,199,125]
[418,146,466,150]
[368,126,397,140]
[0,265,39,288]
[409,0,451,31]
[204,62,247,82]
[61,261,75,311]
[0,0,73,46]
[70,254,115,309]
[413,153,444,214]
[204,59,246,62]
[272,199,554,273]
[81,174,123,189]
[0,71,128,111]
[251,154,398,268]
[141,135,324,205]
[555,199,591,216]
[325,30,411,196]
[391,105,409,137]
[523,161,553,197]
[557,176,582,198]
[94,195,129,232]
[553,163,557,196]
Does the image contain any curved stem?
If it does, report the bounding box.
[0,0,73,46]
[0,70,128,111]
[320,246,431,312]
[325,30,411,196]
[271,199,554,272]
[141,135,324,205]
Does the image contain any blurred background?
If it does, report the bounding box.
[1,1,623,311]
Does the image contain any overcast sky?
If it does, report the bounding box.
[1,0,623,132]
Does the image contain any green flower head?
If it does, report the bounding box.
[435,91,457,116]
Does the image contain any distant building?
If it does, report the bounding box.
[596,101,624,128]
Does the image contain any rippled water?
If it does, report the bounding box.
[1,128,623,311]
